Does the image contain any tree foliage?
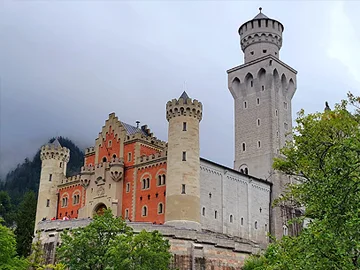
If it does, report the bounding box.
[57,210,172,270]
[0,219,28,270]
[15,191,37,257]
[243,95,360,269]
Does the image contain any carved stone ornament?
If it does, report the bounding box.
[97,186,105,197]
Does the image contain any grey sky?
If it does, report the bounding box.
[1,1,360,177]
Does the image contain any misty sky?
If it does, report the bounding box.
[1,1,360,177]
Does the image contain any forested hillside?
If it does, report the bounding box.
[0,137,84,257]
[0,137,84,205]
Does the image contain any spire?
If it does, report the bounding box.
[253,7,269,20]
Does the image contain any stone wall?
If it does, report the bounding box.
[36,219,261,269]
[200,158,271,246]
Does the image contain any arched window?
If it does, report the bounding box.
[108,140,112,147]
[112,154,117,159]
[202,207,206,216]
[255,221,258,229]
[245,168,249,175]
[162,174,166,185]
[283,225,288,236]
[60,162,62,168]
[142,179,146,189]
[102,157,107,163]
[142,206,148,217]
[146,178,150,189]
[158,203,163,214]
[125,209,129,219]
[62,196,68,207]
[158,175,162,186]
[230,215,233,223]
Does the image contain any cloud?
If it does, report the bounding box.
[327,1,360,83]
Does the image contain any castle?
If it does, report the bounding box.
[35,9,298,268]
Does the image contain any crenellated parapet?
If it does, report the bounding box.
[85,147,95,156]
[60,175,81,185]
[166,95,203,122]
[137,150,167,166]
[124,132,167,149]
[40,144,70,162]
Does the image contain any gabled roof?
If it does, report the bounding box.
[121,122,148,136]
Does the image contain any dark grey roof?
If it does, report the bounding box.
[253,12,269,20]
[179,91,189,100]
[121,122,148,136]
[49,138,61,147]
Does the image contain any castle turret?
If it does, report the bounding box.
[35,139,70,228]
[165,91,203,230]
[239,7,284,63]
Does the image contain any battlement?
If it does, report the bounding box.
[60,175,81,185]
[166,96,203,122]
[137,150,167,165]
[40,144,70,162]
[85,147,95,156]
[109,157,124,167]
[124,132,167,148]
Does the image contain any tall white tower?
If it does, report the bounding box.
[227,9,297,238]
[35,139,69,228]
[165,91,203,231]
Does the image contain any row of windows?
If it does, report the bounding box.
[61,193,80,207]
[100,152,133,163]
[201,208,265,230]
[243,101,288,110]
[241,141,262,151]
[140,174,166,190]
[139,203,164,217]
[140,192,165,201]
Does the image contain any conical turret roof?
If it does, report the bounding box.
[253,12,269,20]
[50,138,61,147]
[179,91,189,100]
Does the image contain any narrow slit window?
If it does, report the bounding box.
[182,151,186,161]
[60,162,62,168]
[244,101,247,109]
[183,122,187,131]
[181,184,186,194]
[215,210,217,219]
[242,143,246,152]
[258,141,261,148]
[230,215,233,223]
[49,174,52,182]
[128,152,132,162]
[46,199,50,207]
[250,81,254,87]
[125,209,129,219]
[241,217,244,226]
[257,119,260,126]
[202,207,206,216]
[261,85,265,91]
[257,98,260,105]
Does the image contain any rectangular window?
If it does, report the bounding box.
[128,152,132,162]
[46,199,50,207]
[181,184,186,194]
[284,102,288,110]
[182,151,186,161]
[183,122,187,131]
[49,174,52,181]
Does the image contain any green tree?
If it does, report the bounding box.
[15,191,37,257]
[57,210,172,270]
[0,218,28,270]
[0,191,15,227]
[243,96,360,269]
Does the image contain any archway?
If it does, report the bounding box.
[93,203,107,216]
